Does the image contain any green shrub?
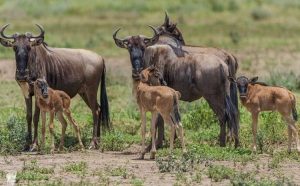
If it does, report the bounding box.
[182,100,218,130]
[101,130,139,151]
[208,165,235,182]
[0,114,27,155]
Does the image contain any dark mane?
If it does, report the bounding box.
[250,82,269,86]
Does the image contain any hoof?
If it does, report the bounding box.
[137,153,145,160]
[29,144,38,152]
[150,152,156,160]
[88,142,99,150]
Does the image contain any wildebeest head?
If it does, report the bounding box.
[34,78,49,99]
[113,26,159,79]
[155,12,185,45]
[140,65,167,86]
[0,24,45,82]
[228,76,258,98]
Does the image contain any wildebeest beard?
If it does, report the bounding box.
[130,47,145,79]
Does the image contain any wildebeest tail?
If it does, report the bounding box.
[220,64,239,146]
[170,91,181,125]
[227,54,239,119]
[290,93,298,121]
[99,62,110,130]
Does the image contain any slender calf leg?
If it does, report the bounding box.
[177,122,186,152]
[49,111,55,154]
[140,110,146,159]
[41,111,46,150]
[64,109,84,150]
[30,103,40,151]
[170,123,175,150]
[251,112,259,152]
[24,96,32,151]
[57,111,68,151]
[284,115,300,153]
[150,113,158,159]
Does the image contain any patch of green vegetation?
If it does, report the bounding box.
[64,161,87,175]
[101,130,140,151]
[208,165,235,182]
[130,178,144,186]
[108,166,129,178]
[16,160,54,182]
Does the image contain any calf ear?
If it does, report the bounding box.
[250,76,258,83]
[227,76,236,83]
[0,38,13,47]
[30,38,43,46]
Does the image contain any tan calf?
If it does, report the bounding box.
[229,76,300,153]
[135,67,186,159]
[34,79,84,153]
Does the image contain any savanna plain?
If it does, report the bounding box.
[1,0,300,185]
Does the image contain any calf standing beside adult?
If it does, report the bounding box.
[113,27,239,148]
[0,24,110,150]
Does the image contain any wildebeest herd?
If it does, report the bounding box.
[0,13,299,159]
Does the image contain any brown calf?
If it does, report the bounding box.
[229,76,300,153]
[135,67,186,159]
[34,79,84,153]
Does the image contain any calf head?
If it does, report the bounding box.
[228,76,258,98]
[113,26,159,80]
[34,78,49,99]
[0,24,45,82]
[140,65,167,86]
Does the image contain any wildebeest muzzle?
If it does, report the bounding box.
[15,69,29,81]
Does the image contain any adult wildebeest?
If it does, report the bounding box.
[0,24,110,150]
[151,13,240,148]
[113,27,239,148]
[229,76,300,153]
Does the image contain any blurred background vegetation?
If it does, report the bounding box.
[1,1,300,184]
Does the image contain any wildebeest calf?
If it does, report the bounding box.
[229,76,300,153]
[135,67,186,159]
[34,78,84,153]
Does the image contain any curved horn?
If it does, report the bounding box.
[113,28,128,48]
[164,11,170,26]
[0,24,15,39]
[143,25,159,46]
[30,24,45,38]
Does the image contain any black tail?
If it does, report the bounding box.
[99,62,110,131]
[170,93,181,125]
[292,107,298,121]
[220,64,240,147]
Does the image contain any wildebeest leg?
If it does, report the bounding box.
[64,109,85,151]
[145,115,164,152]
[49,111,55,154]
[30,102,40,152]
[205,95,227,147]
[57,111,68,152]
[40,111,46,151]
[139,110,146,160]
[251,112,259,152]
[284,115,300,153]
[177,122,186,152]
[82,89,100,149]
[24,96,33,151]
[150,112,158,159]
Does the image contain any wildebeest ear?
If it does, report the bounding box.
[30,38,44,46]
[250,76,258,83]
[0,38,13,47]
[227,76,236,83]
